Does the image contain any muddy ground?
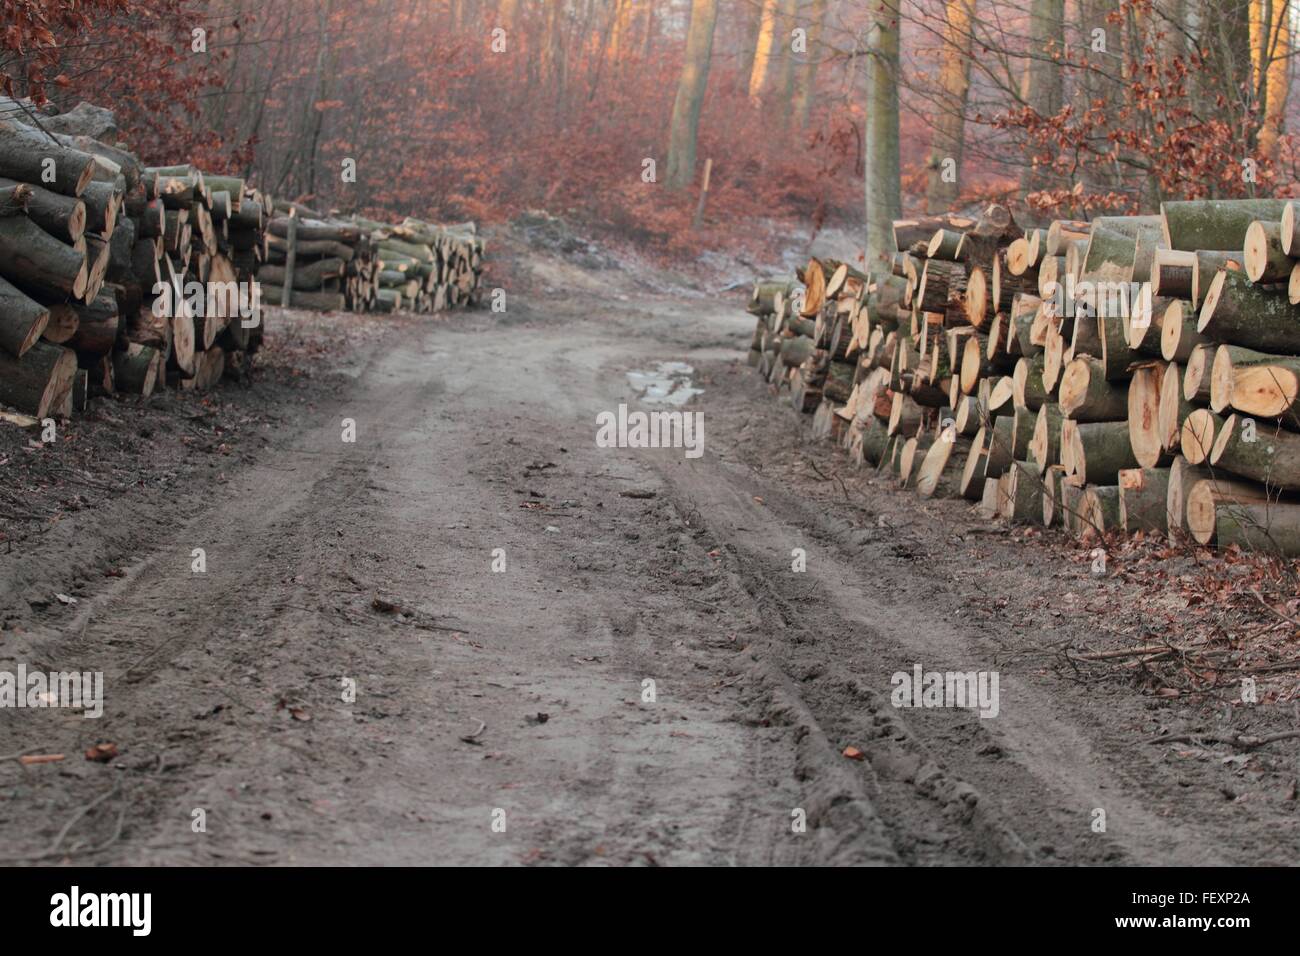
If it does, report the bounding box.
[1,224,1298,866]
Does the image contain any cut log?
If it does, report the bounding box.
[0,274,49,357]
[915,429,966,498]
[888,391,923,435]
[255,284,346,312]
[1166,457,1209,535]
[1210,414,1300,490]
[1030,402,1063,473]
[1127,363,1171,468]
[984,415,1015,478]
[1158,360,1192,453]
[1002,461,1042,523]
[0,340,76,418]
[1243,220,1293,283]
[960,430,990,500]
[1066,420,1138,484]
[1079,225,1138,285]
[1209,344,1280,414]
[0,176,85,244]
[1118,467,1170,534]
[1223,357,1300,423]
[1158,299,1205,362]
[1098,311,1136,380]
[1280,199,1300,256]
[1045,219,1091,256]
[1198,269,1300,352]
[1041,464,1067,526]
[1011,354,1049,411]
[66,289,119,356]
[1161,198,1289,251]
[1079,485,1121,542]
[0,119,96,196]
[1180,407,1223,465]
[1182,344,1214,403]
[1185,478,1282,547]
[779,335,815,368]
[0,214,88,300]
[900,436,934,487]
[112,342,161,396]
[1059,355,1128,421]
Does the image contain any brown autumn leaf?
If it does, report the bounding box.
[85,742,118,763]
[842,745,865,761]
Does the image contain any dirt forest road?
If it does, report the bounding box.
[2,236,1298,867]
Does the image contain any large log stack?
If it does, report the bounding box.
[746,198,1300,558]
[262,204,484,314]
[0,100,274,418]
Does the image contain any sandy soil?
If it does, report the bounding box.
[1,227,1297,866]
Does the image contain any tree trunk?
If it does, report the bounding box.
[865,0,902,266]
[1019,0,1065,197]
[748,0,779,100]
[664,0,720,189]
[792,0,828,128]
[925,0,976,212]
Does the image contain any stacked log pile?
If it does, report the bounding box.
[746,198,1300,557]
[0,100,272,419]
[263,204,484,314]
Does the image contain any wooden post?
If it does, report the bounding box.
[280,208,297,308]
[692,157,713,230]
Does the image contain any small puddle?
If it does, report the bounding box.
[626,361,702,405]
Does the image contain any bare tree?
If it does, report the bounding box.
[666,0,721,188]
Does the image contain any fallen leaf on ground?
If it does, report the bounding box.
[85,743,118,763]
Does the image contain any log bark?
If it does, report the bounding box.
[113,342,161,396]
[0,340,75,417]
[1161,198,1289,251]
[1198,268,1300,352]
[1012,354,1049,411]
[1059,355,1128,421]
[1066,420,1137,484]
[67,289,119,356]
[0,213,88,300]
[1002,461,1042,523]
[0,176,85,244]
[255,283,346,312]
[1079,485,1121,542]
[1118,467,1170,534]
[0,119,96,197]
[1185,478,1280,547]
[1210,414,1300,490]
[0,274,49,357]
